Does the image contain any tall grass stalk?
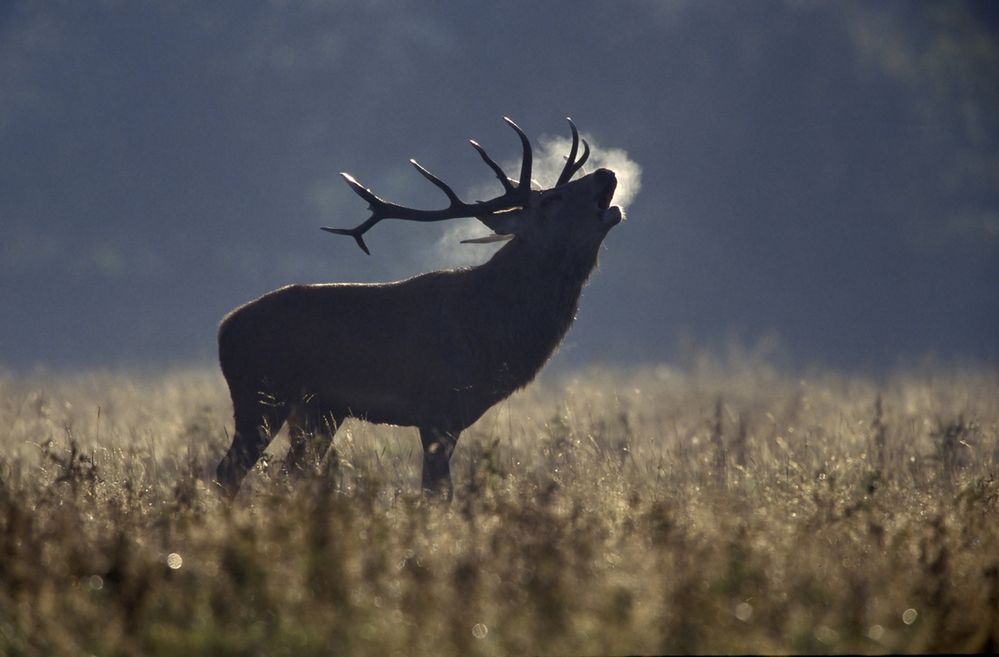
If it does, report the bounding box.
[0,364,996,655]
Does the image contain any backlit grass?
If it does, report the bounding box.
[1,361,997,655]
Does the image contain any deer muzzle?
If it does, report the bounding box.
[592,168,621,227]
[593,168,617,210]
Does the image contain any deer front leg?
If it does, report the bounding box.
[419,426,459,502]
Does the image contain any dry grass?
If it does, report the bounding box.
[1,360,997,655]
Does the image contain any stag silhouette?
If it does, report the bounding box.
[215,118,622,500]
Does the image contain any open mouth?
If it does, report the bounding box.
[601,205,623,228]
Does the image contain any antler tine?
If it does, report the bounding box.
[555,117,580,187]
[339,171,380,206]
[319,172,393,255]
[469,140,516,194]
[410,159,462,205]
[503,117,533,193]
[555,118,591,186]
[576,138,590,173]
[563,138,590,183]
[321,225,372,255]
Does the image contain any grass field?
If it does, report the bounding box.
[1,360,997,655]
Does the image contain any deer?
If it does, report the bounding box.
[214,117,622,500]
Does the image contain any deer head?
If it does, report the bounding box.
[321,117,621,256]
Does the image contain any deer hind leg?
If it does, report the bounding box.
[215,389,290,499]
[419,426,460,502]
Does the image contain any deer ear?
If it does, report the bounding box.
[460,233,516,245]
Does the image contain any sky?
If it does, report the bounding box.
[1,0,997,373]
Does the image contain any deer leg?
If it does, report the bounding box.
[215,391,289,499]
[419,426,459,502]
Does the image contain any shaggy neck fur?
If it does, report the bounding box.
[464,236,602,394]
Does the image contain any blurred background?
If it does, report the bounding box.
[1,0,997,373]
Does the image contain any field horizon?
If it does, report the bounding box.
[1,360,997,655]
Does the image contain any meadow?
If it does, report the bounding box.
[0,359,996,655]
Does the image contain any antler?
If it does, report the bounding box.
[554,117,590,187]
[322,117,534,255]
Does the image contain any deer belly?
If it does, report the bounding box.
[333,390,420,426]
[318,379,494,430]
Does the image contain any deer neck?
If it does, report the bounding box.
[468,239,600,388]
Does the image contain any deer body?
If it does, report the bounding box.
[215,119,620,499]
